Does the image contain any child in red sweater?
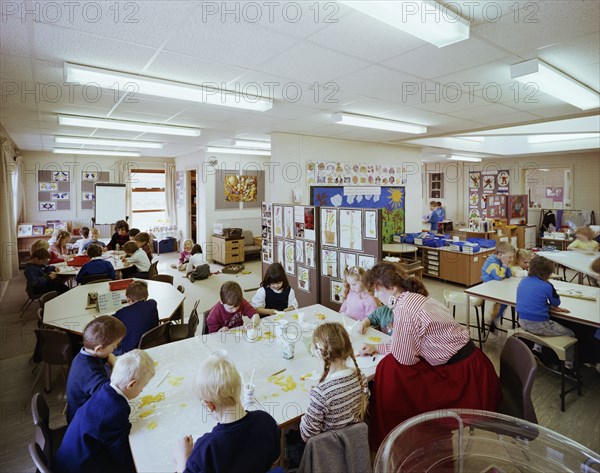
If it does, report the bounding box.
[206,282,258,333]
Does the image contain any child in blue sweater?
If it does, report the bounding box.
[24,248,68,295]
[75,244,116,283]
[481,242,515,333]
[66,316,126,423]
[174,355,280,473]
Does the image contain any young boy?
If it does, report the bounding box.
[24,248,68,295]
[54,349,155,473]
[66,316,126,423]
[482,242,515,333]
[206,281,258,333]
[134,231,153,262]
[74,227,91,255]
[107,219,129,251]
[128,228,140,239]
[76,244,116,284]
[121,241,151,279]
[173,355,280,473]
[82,228,107,253]
[113,281,159,354]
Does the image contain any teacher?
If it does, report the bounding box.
[359,261,501,451]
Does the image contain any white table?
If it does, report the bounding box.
[52,252,127,282]
[382,243,419,261]
[128,304,390,473]
[465,279,600,330]
[536,251,598,284]
[44,279,185,334]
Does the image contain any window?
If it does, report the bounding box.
[131,169,166,230]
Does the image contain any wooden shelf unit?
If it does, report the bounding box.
[211,235,245,265]
[17,223,53,267]
[516,225,537,249]
[418,246,496,286]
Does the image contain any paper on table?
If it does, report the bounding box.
[556,287,598,301]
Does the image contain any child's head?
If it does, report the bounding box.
[429,200,437,210]
[528,255,554,281]
[191,244,203,255]
[592,257,600,284]
[57,230,71,245]
[115,220,129,236]
[513,249,532,270]
[90,228,100,241]
[30,248,51,265]
[30,239,50,254]
[82,315,126,357]
[87,244,103,258]
[110,349,155,400]
[80,227,90,239]
[194,355,241,411]
[128,228,140,239]
[134,232,150,247]
[343,266,367,295]
[183,239,194,252]
[437,201,443,208]
[495,242,515,266]
[220,281,243,312]
[126,281,149,303]
[261,262,289,291]
[574,227,594,242]
[123,241,139,256]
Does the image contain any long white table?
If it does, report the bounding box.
[52,251,127,279]
[465,278,600,330]
[128,304,390,473]
[536,250,598,284]
[44,279,185,334]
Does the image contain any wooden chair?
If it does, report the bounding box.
[138,323,171,349]
[151,274,174,285]
[147,261,159,280]
[498,337,538,423]
[201,309,210,335]
[28,442,52,473]
[31,393,67,462]
[176,285,185,294]
[170,300,200,341]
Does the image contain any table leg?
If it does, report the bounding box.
[466,295,471,341]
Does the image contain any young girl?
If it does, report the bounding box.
[186,244,209,282]
[74,227,91,255]
[172,239,193,271]
[567,227,599,253]
[49,230,71,263]
[510,249,532,278]
[340,266,378,321]
[251,263,298,315]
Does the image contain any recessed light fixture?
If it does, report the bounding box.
[527,133,600,144]
[53,148,141,157]
[448,155,482,162]
[511,59,600,110]
[332,112,427,134]
[339,0,470,47]
[234,139,271,150]
[65,63,273,112]
[58,115,201,137]
[55,136,163,149]
[207,146,270,156]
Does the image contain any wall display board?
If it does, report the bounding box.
[261,202,273,264]
[38,170,72,211]
[306,161,408,187]
[311,186,404,243]
[468,170,510,220]
[81,171,110,210]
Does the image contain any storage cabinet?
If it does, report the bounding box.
[515,225,536,249]
[211,235,245,265]
[419,246,494,286]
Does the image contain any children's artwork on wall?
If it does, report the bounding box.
[297,266,310,292]
[82,172,98,181]
[224,174,257,202]
[330,279,344,304]
[52,171,69,181]
[274,206,283,237]
[83,193,95,201]
[338,252,357,277]
[38,170,71,211]
[51,192,69,200]
[296,240,304,263]
[18,224,33,237]
[358,254,376,270]
[39,202,56,211]
[32,225,45,236]
[497,171,509,190]
[284,240,295,275]
[305,241,315,268]
[277,241,284,265]
[321,208,338,246]
[307,161,408,187]
[39,182,57,191]
[365,210,377,239]
[469,172,480,189]
[339,209,362,251]
[322,249,338,278]
[482,175,495,192]
[283,207,294,239]
[469,170,509,217]
[304,207,315,241]
[81,170,108,210]
[295,222,304,238]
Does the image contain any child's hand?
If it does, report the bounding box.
[358,344,377,356]
[106,353,117,367]
[358,320,367,335]
[283,307,294,312]
[218,327,229,333]
[550,306,570,313]
[173,435,194,472]
[48,272,57,279]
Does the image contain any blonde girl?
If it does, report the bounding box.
[172,239,194,271]
[299,322,369,442]
[340,266,378,321]
[49,230,71,262]
[510,249,532,278]
[567,227,599,252]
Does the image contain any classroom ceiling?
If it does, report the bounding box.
[1,0,599,159]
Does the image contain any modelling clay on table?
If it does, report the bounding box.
[139,392,165,409]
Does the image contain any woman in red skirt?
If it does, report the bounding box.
[359,261,502,452]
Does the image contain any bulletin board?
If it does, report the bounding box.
[468,170,509,220]
[81,171,110,210]
[37,170,71,211]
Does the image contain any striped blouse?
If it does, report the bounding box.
[376,292,469,366]
[299,368,368,441]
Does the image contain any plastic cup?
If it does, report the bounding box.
[297,312,305,324]
[247,328,258,341]
[302,331,314,356]
[242,383,255,405]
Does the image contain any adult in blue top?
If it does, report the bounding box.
[425,201,440,232]
[76,244,116,283]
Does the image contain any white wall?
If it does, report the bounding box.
[271,133,424,232]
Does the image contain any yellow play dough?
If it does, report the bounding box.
[139,392,165,409]
[147,421,158,430]
[139,409,155,418]
[368,336,382,343]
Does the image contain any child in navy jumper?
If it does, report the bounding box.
[481,242,515,333]
[174,355,280,473]
[24,248,68,295]
[251,262,298,315]
[54,349,155,473]
[113,281,159,354]
[75,244,116,284]
[66,316,126,423]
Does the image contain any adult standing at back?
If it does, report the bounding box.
[107,220,129,251]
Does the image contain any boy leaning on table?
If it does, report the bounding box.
[174,355,281,473]
[54,349,155,473]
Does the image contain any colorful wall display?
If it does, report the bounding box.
[306,161,408,187]
[468,170,510,220]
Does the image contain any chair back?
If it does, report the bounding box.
[176,285,185,294]
[38,291,58,310]
[148,261,159,279]
[499,337,538,423]
[187,301,200,338]
[31,394,52,460]
[79,274,112,285]
[201,309,211,335]
[26,285,42,301]
[28,442,52,473]
[151,274,174,285]
[34,329,73,365]
[138,323,171,349]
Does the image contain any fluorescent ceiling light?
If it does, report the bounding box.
[207,146,270,156]
[339,0,469,47]
[332,112,427,134]
[527,133,600,144]
[448,155,482,162]
[58,115,201,137]
[65,63,273,112]
[454,136,485,143]
[55,136,163,149]
[234,139,271,150]
[53,148,141,157]
[511,59,600,110]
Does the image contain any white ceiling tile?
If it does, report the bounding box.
[438,0,522,25]
[0,54,34,82]
[528,103,590,118]
[337,99,406,117]
[566,62,600,92]
[432,57,521,93]
[175,107,236,123]
[537,32,600,69]
[476,110,542,126]
[0,15,31,57]
[377,107,439,123]
[446,103,522,120]
[112,98,188,118]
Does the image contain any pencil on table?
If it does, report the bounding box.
[270,368,286,377]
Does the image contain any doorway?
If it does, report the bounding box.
[188,170,197,243]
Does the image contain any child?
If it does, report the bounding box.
[174,355,280,473]
[358,305,394,335]
[121,241,151,279]
[55,349,155,473]
[134,231,153,262]
[251,262,298,315]
[425,200,440,232]
[128,228,140,239]
[510,248,532,278]
[107,219,129,251]
[482,242,515,333]
[30,238,50,254]
[50,230,71,262]
[113,281,159,354]
[76,244,116,284]
[66,316,126,423]
[206,281,258,333]
[592,257,600,286]
[435,201,446,222]
[74,227,91,255]
[186,244,209,282]
[339,266,378,321]
[172,239,193,271]
[24,248,68,295]
[567,227,599,252]
[82,228,107,253]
